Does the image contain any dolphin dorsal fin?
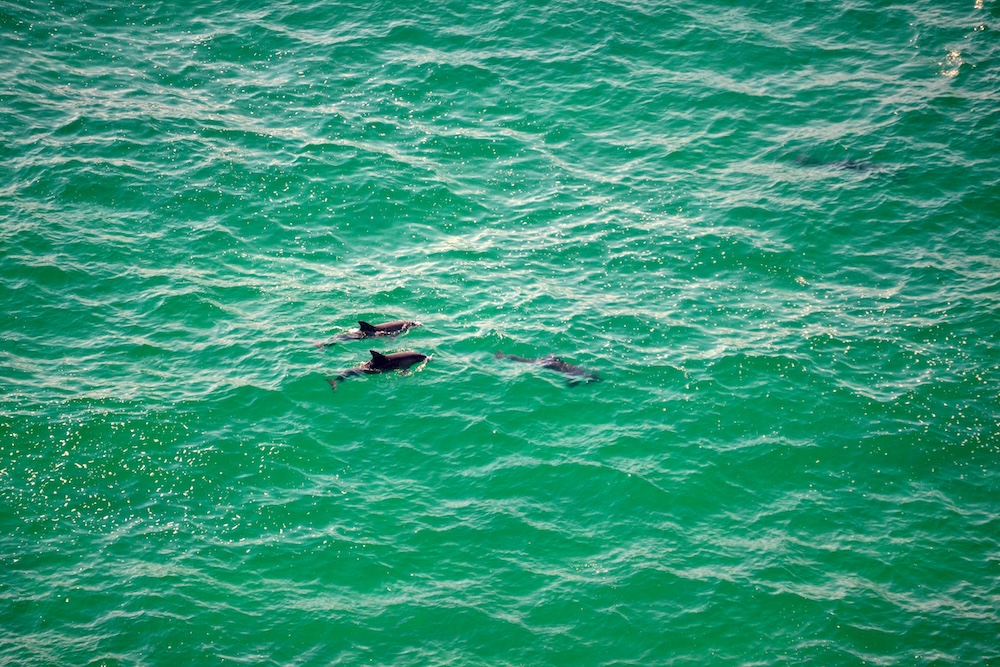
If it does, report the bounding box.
[359,321,377,334]
[369,349,389,365]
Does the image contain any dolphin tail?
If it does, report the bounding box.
[326,377,338,392]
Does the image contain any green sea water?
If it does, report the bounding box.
[2,0,999,665]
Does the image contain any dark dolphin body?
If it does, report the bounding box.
[794,154,885,173]
[327,349,429,390]
[495,351,600,384]
[316,320,420,349]
[832,160,882,172]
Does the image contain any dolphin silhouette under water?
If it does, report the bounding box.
[315,320,421,349]
[793,154,885,173]
[327,349,429,390]
[495,351,601,384]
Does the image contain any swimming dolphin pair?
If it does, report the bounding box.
[495,351,601,384]
[315,319,420,349]
[319,319,428,390]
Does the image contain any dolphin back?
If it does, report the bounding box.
[496,351,600,383]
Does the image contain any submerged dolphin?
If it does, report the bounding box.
[327,349,429,390]
[794,154,884,173]
[316,320,420,349]
[495,351,600,384]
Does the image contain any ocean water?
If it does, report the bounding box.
[2,0,999,664]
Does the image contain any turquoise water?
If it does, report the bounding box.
[2,0,999,664]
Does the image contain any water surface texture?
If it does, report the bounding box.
[2,0,999,665]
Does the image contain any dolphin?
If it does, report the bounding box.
[315,320,420,349]
[495,351,601,384]
[793,154,884,173]
[327,349,429,390]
